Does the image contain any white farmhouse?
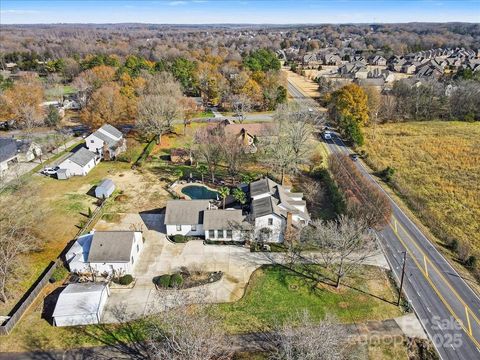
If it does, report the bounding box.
[85,124,126,160]
[164,200,211,237]
[58,147,99,177]
[66,231,144,276]
[250,178,310,243]
[52,283,109,327]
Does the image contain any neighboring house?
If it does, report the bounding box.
[213,122,276,153]
[95,179,115,199]
[164,200,211,237]
[368,55,387,66]
[0,138,18,174]
[203,209,250,242]
[85,124,126,160]
[66,231,144,276]
[52,283,109,327]
[401,63,416,74]
[58,147,99,177]
[16,140,42,162]
[250,178,310,243]
[0,138,42,174]
[170,148,191,164]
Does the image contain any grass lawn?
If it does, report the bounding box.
[193,110,214,118]
[361,121,480,253]
[210,265,403,333]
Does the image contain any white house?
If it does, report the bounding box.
[85,124,126,160]
[52,283,109,327]
[164,200,211,237]
[203,209,250,242]
[250,178,310,243]
[58,147,99,177]
[66,231,144,276]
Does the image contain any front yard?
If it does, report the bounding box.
[211,265,403,333]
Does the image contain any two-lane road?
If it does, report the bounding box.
[288,79,480,360]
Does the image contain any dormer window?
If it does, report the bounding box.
[268,218,273,226]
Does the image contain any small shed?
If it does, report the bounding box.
[52,283,110,327]
[95,179,115,199]
[56,168,71,180]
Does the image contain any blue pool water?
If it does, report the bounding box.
[181,185,219,200]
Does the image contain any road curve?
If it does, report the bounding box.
[288,78,480,360]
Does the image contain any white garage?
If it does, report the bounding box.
[52,283,109,327]
[58,147,99,177]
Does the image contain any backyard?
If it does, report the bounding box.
[361,121,480,254]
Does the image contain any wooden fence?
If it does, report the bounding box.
[0,198,110,335]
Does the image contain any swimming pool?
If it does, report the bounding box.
[181,185,219,200]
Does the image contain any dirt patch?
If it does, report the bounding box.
[283,69,321,99]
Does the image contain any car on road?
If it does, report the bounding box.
[41,166,59,176]
[350,154,359,161]
[323,130,332,140]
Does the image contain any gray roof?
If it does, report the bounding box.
[203,210,248,230]
[0,138,17,163]
[251,196,282,218]
[250,178,276,197]
[99,124,123,138]
[62,282,106,295]
[87,231,137,263]
[164,200,210,225]
[65,147,97,167]
[94,131,118,148]
[97,179,115,191]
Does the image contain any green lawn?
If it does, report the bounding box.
[210,265,403,333]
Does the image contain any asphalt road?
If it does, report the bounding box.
[288,79,480,360]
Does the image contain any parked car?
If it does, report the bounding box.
[41,166,59,176]
[350,154,359,161]
[323,131,332,140]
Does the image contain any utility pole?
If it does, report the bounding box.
[397,251,407,306]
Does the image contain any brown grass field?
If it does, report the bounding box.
[362,121,480,254]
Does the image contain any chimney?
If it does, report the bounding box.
[286,212,293,229]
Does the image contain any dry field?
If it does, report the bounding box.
[362,121,480,253]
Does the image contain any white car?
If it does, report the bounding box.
[41,166,59,176]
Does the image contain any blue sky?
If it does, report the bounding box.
[1,1,479,24]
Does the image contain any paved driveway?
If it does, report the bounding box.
[101,213,390,323]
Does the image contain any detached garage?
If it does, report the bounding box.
[52,283,109,327]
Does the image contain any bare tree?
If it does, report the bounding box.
[137,72,184,144]
[221,134,246,182]
[0,190,42,302]
[193,128,223,183]
[230,94,252,123]
[296,215,377,288]
[268,311,347,360]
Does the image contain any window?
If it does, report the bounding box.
[268,218,273,226]
[226,230,232,239]
[131,256,134,264]
[136,244,139,253]
[176,225,182,231]
[217,230,224,238]
[192,224,197,231]
[209,229,215,238]
[90,139,94,143]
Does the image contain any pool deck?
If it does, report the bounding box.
[171,181,219,200]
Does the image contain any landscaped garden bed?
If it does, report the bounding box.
[153,268,223,289]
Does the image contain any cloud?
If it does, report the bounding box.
[192,0,209,3]
[168,1,187,5]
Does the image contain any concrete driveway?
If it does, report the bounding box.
[101,213,390,323]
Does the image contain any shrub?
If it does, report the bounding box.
[118,274,134,285]
[380,166,396,182]
[50,264,69,283]
[170,273,184,288]
[155,274,171,288]
[465,255,477,269]
[450,239,459,252]
[172,234,188,243]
